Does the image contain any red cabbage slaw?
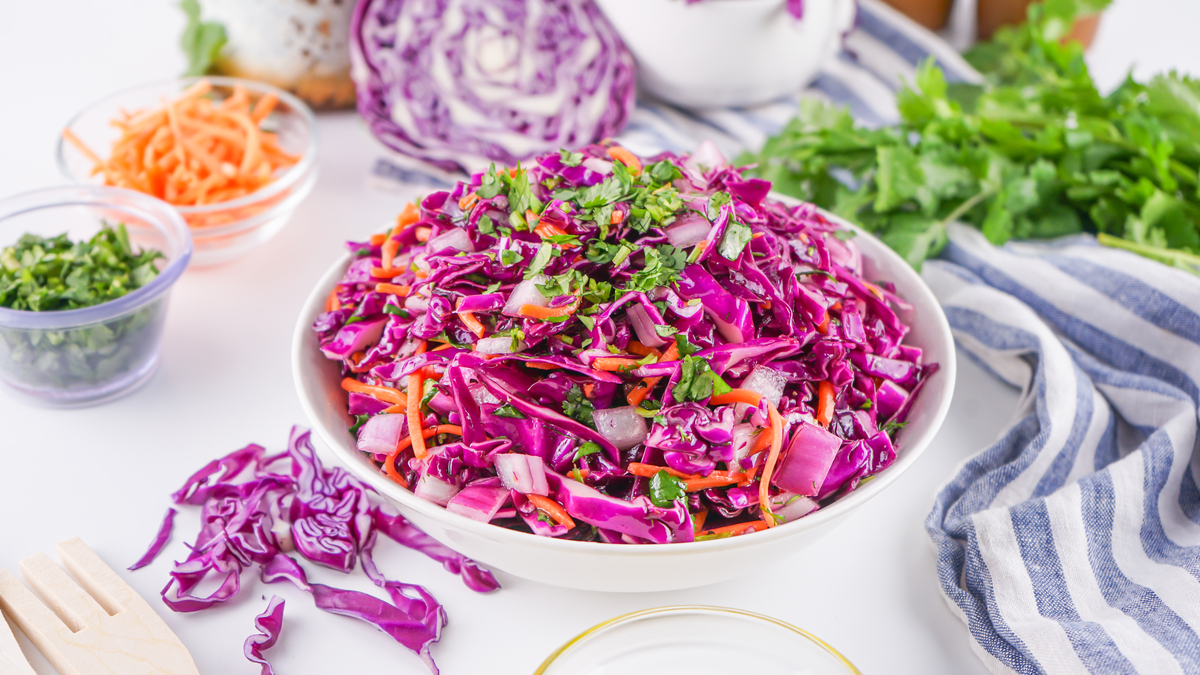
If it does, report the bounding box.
[314,142,936,544]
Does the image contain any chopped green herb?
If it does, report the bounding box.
[493,404,526,419]
[673,355,732,402]
[649,470,688,508]
[573,441,603,461]
[562,384,596,427]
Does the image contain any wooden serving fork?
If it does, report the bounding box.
[0,538,199,675]
[1,610,37,675]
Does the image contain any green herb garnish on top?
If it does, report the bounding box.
[0,223,164,311]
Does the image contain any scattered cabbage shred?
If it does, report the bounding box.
[316,143,937,545]
[351,0,636,173]
[133,426,498,674]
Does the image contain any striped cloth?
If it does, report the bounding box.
[367,0,981,192]
[924,224,1200,674]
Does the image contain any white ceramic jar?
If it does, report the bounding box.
[594,0,857,110]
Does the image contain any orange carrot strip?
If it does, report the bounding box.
[341,378,407,406]
[369,233,387,246]
[375,282,410,296]
[459,192,479,211]
[370,267,408,279]
[326,289,340,312]
[62,128,105,167]
[606,146,642,175]
[414,270,429,279]
[523,361,560,371]
[568,469,590,482]
[394,424,464,454]
[458,311,486,338]
[684,475,741,492]
[381,238,400,271]
[519,296,580,320]
[626,341,680,406]
[393,202,420,234]
[816,381,835,428]
[611,210,624,225]
[414,340,428,356]
[526,494,576,529]
[592,357,643,371]
[381,404,405,414]
[627,463,696,480]
[625,341,660,358]
[407,370,428,459]
[415,227,431,242]
[384,448,409,488]
[758,403,784,527]
[817,312,830,335]
[250,92,278,124]
[699,521,769,538]
[692,509,709,533]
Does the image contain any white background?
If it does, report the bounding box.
[1,2,1197,673]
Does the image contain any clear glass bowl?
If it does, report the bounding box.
[536,606,861,675]
[57,76,317,266]
[0,186,192,407]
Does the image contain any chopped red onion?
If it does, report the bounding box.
[494,454,549,496]
[664,213,712,248]
[591,406,648,450]
[501,277,550,317]
[772,422,842,496]
[446,485,511,522]
[357,413,407,455]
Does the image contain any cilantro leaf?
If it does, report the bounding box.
[180,0,226,76]
[649,470,688,508]
[718,221,753,260]
[673,355,733,402]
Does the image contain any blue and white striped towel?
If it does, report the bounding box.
[925,224,1200,674]
[368,0,981,192]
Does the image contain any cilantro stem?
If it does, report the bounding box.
[938,186,997,229]
[1097,233,1200,276]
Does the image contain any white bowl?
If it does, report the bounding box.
[291,204,955,592]
[594,0,857,110]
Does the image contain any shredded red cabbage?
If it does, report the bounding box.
[128,507,176,571]
[244,596,285,675]
[144,426,497,673]
[316,142,936,543]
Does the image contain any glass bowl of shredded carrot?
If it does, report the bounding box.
[57,76,318,266]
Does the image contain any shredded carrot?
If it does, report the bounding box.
[626,341,680,406]
[817,312,830,335]
[520,296,580,320]
[523,361,560,371]
[62,79,299,228]
[627,462,696,480]
[370,267,407,279]
[369,233,387,246]
[380,404,405,414]
[384,449,409,488]
[692,509,709,533]
[375,282,410,296]
[459,192,479,211]
[709,388,784,527]
[683,475,741,492]
[414,270,429,279]
[568,468,590,482]
[699,521,769,538]
[381,238,400,271]
[407,370,428,459]
[749,429,773,455]
[592,357,643,372]
[458,311,486,338]
[582,382,596,398]
[393,202,420,234]
[864,282,885,300]
[415,227,431,242]
[606,146,642,175]
[394,424,464,454]
[341,378,407,406]
[816,381,835,428]
[526,494,576,529]
[534,221,568,239]
[625,341,660,358]
[326,289,340,312]
[413,340,428,356]
[611,210,624,225]
[431,343,455,352]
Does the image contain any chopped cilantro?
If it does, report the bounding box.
[573,441,603,461]
[562,384,596,427]
[673,355,732,402]
[718,220,753,260]
[493,404,526,419]
[649,470,688,508]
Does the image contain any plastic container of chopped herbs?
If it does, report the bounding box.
[0,186,191,406]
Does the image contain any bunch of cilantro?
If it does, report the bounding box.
[0,224,168,389]
[743,0,1200,275]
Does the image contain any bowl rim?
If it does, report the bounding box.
[0,185,192,329]
[292,202,956,557]
[533,605,862,674]
[55,75,319,218]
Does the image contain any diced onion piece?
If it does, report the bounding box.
[475,337,525,355]
[591,406,648,451]
[469,382,501,406]
[768,492,820,523]
[740,366,787,409]
[664,213,711,249]
[356,413,406,455]
[627,303,668,348]
[427,228,475,253]
[494,454,549,496]
[413,465,461,506]
[446,485,510,522]
[502,277,550,317]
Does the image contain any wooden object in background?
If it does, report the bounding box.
[878,0,953,30]
[978,0,1102,44]
[0,538,199,675]
[0,612,37,675]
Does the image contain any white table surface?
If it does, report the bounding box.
[1,2,1197,673]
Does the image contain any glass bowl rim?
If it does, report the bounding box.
[0,185,192,330]
[55,75,319,218]
[534,605,862,674]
